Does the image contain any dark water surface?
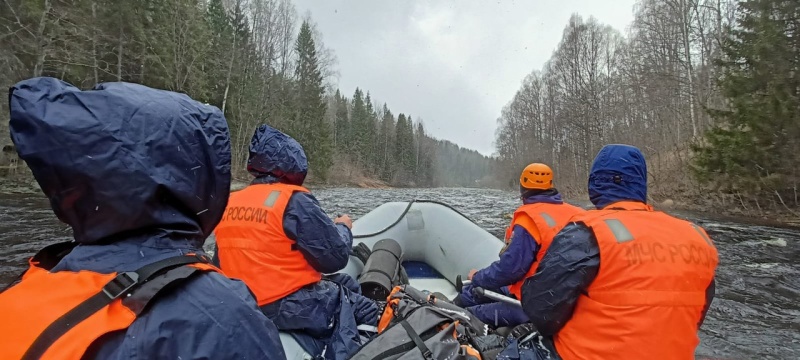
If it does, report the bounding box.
[1,187,798,359]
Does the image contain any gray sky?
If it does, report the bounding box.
[294,0,637,155]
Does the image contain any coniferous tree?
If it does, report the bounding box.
[693,0,800,198]
[333,90,350,152]
[379,104,396,181]
[363,92,377,172]
[293,20,331,180]
[350,88,368,167]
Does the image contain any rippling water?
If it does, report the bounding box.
[1,187,798,359]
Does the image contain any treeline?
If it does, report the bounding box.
[0,0,493,187]
[328,89,436,186]
[494,0,798,211]
[327,89,496,187]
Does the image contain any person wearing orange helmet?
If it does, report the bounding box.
[454,163,585,328]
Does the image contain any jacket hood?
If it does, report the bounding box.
[588,144,648,209]
[521,189,563,205]
[9,77,231,245]
[247,124,308,185]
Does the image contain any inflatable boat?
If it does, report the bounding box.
[238,200,504,359]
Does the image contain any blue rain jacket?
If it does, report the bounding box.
[238,125,380,359]
[8,77,285,360]
[460,192,564,327]
[521,144,715,341]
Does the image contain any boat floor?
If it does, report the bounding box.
[402,261,459,301]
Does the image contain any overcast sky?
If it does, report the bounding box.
[293,0,638,156]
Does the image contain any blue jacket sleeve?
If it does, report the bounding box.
[472,224,538,290]
[520,222,600,336]
[283,191,353,273]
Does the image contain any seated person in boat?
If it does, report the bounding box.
[0,77,285,359]
[213,124,380,359]
[456,163,584,328]
[519,144,719,360]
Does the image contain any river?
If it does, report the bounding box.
[1,187,798,359]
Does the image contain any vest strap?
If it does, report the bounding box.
[22,254,208,360]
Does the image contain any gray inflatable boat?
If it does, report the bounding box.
[216,200,504,359]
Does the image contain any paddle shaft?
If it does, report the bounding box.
[458,277,522,308]
[473,287,522,307]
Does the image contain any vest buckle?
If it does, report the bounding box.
[102,272,140,299]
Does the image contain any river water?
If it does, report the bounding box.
[1,187,798,359]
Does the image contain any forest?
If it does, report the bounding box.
[493,0,799,212]
[0,0,495,188]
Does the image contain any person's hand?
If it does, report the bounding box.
[468,269,478,280]
[334,214,353,229]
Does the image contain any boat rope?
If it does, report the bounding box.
[353,199,489,239]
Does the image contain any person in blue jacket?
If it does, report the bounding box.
[515,144,717,359]
[3,77,286,359]
[212,124,380,360]
[455,163,585,328]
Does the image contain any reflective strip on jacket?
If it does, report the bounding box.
[553,201,719,360]
[214,183,322,305]
[507,202,585,299]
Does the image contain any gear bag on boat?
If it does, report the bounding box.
[356,239,409,301]
[0,241,219,360]
[350,285,488,360]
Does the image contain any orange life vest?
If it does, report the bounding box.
[553,201,719,360]
[0,241,218,360]
[507,202,585,299]
[213,183,321,306]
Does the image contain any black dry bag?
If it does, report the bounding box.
[358,238,404,301]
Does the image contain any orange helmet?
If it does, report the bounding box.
[520,163,554,190]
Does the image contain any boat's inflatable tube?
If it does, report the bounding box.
[341,200,503,286]
[358,238,403,301]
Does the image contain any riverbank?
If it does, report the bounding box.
[661,201,800,229]
[2,175,797,228]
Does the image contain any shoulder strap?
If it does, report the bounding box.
[22,254,209,360]
[399,318,433,360]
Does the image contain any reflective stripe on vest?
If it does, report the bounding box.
[0,247,217,360]
[507,202,585,299]
[553,201,719,360]
[213,183,321,306]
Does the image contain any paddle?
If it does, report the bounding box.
[455,275,522,308]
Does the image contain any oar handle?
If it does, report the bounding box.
[473,287,522,308]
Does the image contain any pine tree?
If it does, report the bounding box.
[334,90,350,153]
[350,88,369,167]
[403,116,416,176]
[693,0,800,197]
[293,20,332,180]
[363,92,378,173]
[379,104,396,181]
[204,0,235,108]
[393,113,416,184]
